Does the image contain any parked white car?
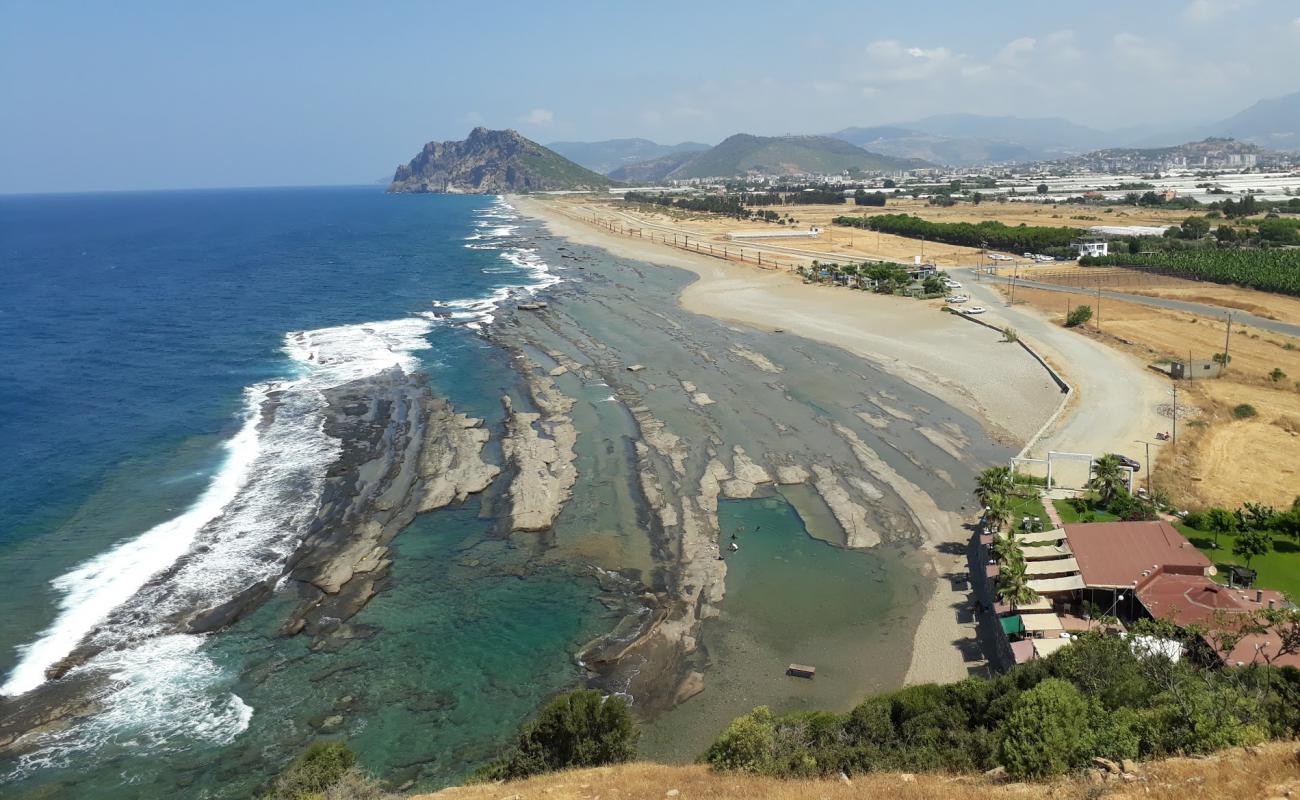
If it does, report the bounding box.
[942,279,962,289]
[962,306,987,315]
[945,294,969,304]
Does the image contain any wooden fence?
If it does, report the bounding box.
[560,210,797,271]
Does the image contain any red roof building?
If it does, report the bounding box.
[1136,572,1298,668]
[1064,521,1212,589]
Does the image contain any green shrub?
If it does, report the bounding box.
[1232,403,1258,419]
[264,741,357,800]
[1270,367,1288,382]
[705,706,777,773]
[998,679,1093,779]
[1065,305,1093,327]
[474,690,639,782]
[1182,510,1206,530]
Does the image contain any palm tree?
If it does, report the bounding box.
[997,560,1040,606]
[975,466,1014,506]
[983,492,1013,533]
[1087,455,1126,507]
[990,531,1023,567]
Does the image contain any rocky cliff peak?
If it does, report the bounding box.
[389,128,614,194]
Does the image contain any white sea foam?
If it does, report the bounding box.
[2,318,433,703]
[1,193,556,763]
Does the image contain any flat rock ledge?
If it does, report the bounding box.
[500,360,579,532]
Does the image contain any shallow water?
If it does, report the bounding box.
[639,495,929,761]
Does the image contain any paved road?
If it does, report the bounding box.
[994,275,1300,338]
[956,269,1173,480]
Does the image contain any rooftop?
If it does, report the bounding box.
[1135,572,1297,667]
[1065,521,1211,589]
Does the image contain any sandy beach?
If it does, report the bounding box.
[511,195,1065,688]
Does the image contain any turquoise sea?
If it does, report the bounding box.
[0,187,609,796]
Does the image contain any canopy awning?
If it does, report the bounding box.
[1033,638,1072,658]
[1023,544,1072,561]
[1027,574,1086,594]
[1000,615,1024,636]
[1024,557,1080,575]
[1016,528,1068,544]
[1020,612,1064,632]
[1012,597,1053,612]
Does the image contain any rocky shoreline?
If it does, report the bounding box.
[2,366,501,757]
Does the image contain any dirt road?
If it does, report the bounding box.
[957,268,1172,483]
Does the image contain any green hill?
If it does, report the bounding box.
[667,133,928,179]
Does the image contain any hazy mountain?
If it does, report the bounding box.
[389,128,615,194]
[1206,90,1300,152]
[546,138,711,175]
[607,151,700,183]
[830,126,1038,167]
[661,133,927,179]
[900,113,1109,152]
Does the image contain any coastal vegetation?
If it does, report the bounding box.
[831,213,1079,254]
[473,690,639,782]
[1080,249,1300,296]
[702,626,1300,780]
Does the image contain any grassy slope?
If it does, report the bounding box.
[519,148,616,187]
[416,743,1300,800]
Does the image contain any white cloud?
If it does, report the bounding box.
[863,40,961,82]
[995,36,1036,65]
[461,111,484,125]
[1293,16,1300,33]
[1182,0,1253,23]
[520,108,554,125]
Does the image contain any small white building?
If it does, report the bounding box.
[1072,238,1108,258]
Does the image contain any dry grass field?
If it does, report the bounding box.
[997,283,1300,509]
[417,743,1300,800]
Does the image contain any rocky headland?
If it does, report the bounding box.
[388,128,615,194]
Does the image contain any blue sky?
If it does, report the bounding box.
[2,0,1298,192]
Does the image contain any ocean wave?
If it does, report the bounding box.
[4,635,251,780]
[0,193,559,765]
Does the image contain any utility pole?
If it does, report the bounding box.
[1134,439,1153,496]
[1097,281,1102,331]
[1222,311,1233,373]
[1170,385,1178,448]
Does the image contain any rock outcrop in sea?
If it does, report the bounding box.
[388,128,615,194]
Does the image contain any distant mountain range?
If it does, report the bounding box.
[389,128,613,194]
[824,92,1300,165]
[546,138,710,175]
[585,133,928,181]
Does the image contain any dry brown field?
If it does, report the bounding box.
[417,743,1300,800]
[997,283,1300,509]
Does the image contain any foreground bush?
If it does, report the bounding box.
[474,689,639,782]
[264,741,357,800]
[704,625,1297,781]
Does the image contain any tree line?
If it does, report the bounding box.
[832,213,1080,253]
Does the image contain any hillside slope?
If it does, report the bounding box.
[416,744,1300,800]
[665,133,927,178]
[1209,89,1300,152]
[389,128,615,194]
[546,138,710,174]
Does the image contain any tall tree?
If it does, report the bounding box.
[1232,528,1272,570]
[1087,455,1126,506]
[1204,506,1238,549]
[975,466,1014,506]
[997,559,1040,606]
